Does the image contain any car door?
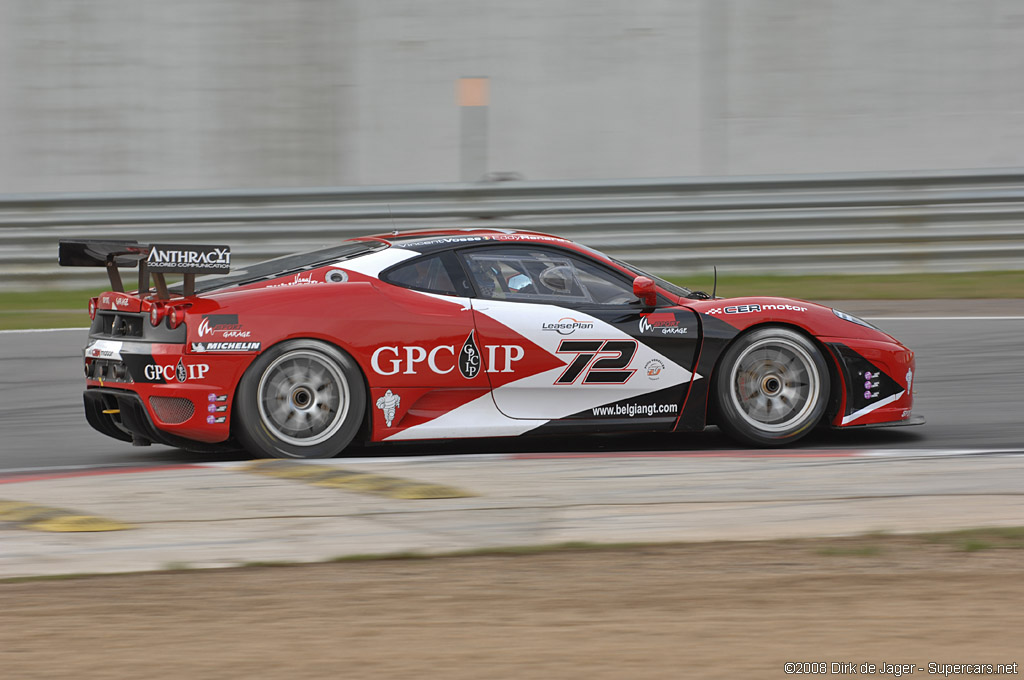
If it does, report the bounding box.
[367,251,490,434]
[458,245,701,425]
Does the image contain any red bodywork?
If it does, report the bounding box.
[77,229,918,449]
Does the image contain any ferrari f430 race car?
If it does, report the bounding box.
[59,230,922,458]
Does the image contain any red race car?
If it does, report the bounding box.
[59,229,922,458]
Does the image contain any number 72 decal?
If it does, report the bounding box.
[554,339,638,385]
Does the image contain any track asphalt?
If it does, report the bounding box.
[2,300,1022,578]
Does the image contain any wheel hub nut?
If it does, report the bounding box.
[761,376,782,395]
[291,387,313,409]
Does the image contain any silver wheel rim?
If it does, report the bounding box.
[257,350,350,447]
[729,336,821,433]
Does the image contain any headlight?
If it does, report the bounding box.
[832,308,879,330]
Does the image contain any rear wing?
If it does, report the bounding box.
[58,239,230,298]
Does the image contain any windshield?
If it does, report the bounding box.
[174,240,388,294]
[609,258,693,299]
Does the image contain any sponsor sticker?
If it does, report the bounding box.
[407,236,486,248]
[591,402,679,418]
[147,244,230,273]
[198,314,250,338]
[208,404,227,413]
[370,338,523,377]
[542,317,595,335]
[375,389,401,427]
[206,415,226,424]
[191,341,261,353]
[85,340,123,360]
[208,393,228,402]
[459,331,482,379]
[99,294,138,312]
[141,361,210,383]
[707,303,807,315]
[488,234,570,244]
[644,359,665,380]
[639,313,688,335]
[266,271,329,288]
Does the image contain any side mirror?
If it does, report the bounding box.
[633,276,657,307]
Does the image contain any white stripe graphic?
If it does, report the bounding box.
[841,390,905,425]
[337,247,419,278]
[384,392,546,441]
[474,301,699,420]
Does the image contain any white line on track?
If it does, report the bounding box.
[861,448,1024,458]
[0,327,87,334]
[2,450,1023,478]
[865,316,1024,321]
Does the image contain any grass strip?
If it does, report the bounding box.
[3,527,1022,583]
[2,271,1022,330]
[667,270,1024,301]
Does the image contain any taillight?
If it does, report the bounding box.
[88,298,97,320]
[168,306,186,329]
[150,303,166,327]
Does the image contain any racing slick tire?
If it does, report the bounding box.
[235,339,366,459]
[713,326,829,447]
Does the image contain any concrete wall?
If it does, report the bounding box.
[0,0,1022,193]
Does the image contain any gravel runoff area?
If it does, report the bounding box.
[3,298,1023,677]
[2,535,1023,679]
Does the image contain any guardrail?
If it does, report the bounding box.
[3,167,1024,290]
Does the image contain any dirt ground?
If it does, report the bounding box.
[2,534,1023,680]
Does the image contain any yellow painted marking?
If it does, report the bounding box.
[338,474,405,493]
[311,472,370,488]
[0,505,62,522]
[457,77,489,107]
[29,515,131,532]
[390,484,475,500]
[0,499,132,532]
[102,409,120,414]
[242,461,475,499]
[0,501,34,515]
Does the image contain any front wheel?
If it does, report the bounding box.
[713,327,829,447]
[235,339,366,458]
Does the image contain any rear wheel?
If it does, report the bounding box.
[235,339,365,458]
[713,327,828,447]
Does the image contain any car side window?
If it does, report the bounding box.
[461,247,639,306]
[572,258,641,305]
[382,254,458,295]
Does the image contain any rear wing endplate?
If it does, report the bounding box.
[58,240,230,298]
